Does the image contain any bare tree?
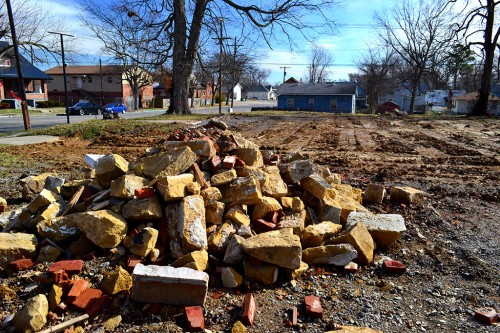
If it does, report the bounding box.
[116,0,340,114]
[375,0,456,113]
[0,0,71,65]
[305,43,333,83]
[80,0,169,110]
[355,46,396,114]
[452,0,500,115]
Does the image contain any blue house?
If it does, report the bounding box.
[276,82,357,113]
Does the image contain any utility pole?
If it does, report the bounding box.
[227,37,243,111]
[212,18,230,114]
[6,0,30,130]
[99,58,104,105]
[49,31,74,125]
[280,66,291,83]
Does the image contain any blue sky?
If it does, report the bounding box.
[41,0,391,84]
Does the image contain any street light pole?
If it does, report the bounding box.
[212,18,230,114]
[49,31,74,124]
[6,0,30,130]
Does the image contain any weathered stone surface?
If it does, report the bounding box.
[280,197,305,213]
[0,196,6,213]
[94,154,129,188]
[319,203,342,224]
[300,174,338,206]
[44,175,65,193]
[0,233,37,268]
[225,207,250,227]
[110,175,148,199]
[70,235,97,258]
[27,189,61,214]
[172,250,209,271]
[302,244,358,266]
[261,166,288,198]
[200,187,222,203]
[132,264,209,306]
[346,212,406,248]
[365,184,386,204]
[124,227,158,257]
[390,186,427,204]
[277,213,305,236]
[0,206,28,232]
[243,257,279,285]
[280,159,315,184]
[19,173,52,200]
[302,222,343,248]
[327,222,375,265]
[156,174,194,202]
[315,164,341,185]
[221,267,243,288]
[232,321,247,333]
[242,229,301,269]
[37,245,62,262]
[164,140,217,158]
[223,234,246,265]
[13,294,48,332]
[221,176,262,205]
[205,201,225,225]
[75,210,128,248]
[122,196,163,221]
[208,222,236,254]
[60,179,91,200]
[236,166,268,187]
[326,326,383,333]
[24,202,64,230]
[101,266,133,295]
[211,169,238,186]
[178,195,207,251]
[48,284,63,311]
[234,147,264,167]
[186,182,201,195]
[37,215,80,242]
[103,315,122,331]
[135,147,197,179]
[252,196,282,221]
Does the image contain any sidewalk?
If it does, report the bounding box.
[0,134,60,145]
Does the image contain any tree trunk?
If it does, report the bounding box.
[133,84,139,110]
[168,0,208,114]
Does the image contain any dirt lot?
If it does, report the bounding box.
[0,115,499,332]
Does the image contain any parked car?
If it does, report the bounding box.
[103,103,127,114]
[68,102,102,115]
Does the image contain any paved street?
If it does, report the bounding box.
[0,101,275,133]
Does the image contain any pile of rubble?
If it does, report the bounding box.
[1,119,443,332]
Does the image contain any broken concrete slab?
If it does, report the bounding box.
[94,153,129,188]
[390,186,427,204]
[346,212,406,248]
[121,195,163,221]
[12,294,48,332]
[365,184,386,204]
[302,221,343,248]
[221,176,263,205]
[110,175,148,199]
[156,173,195,202]
[75,210,128,248]
[135,146,197,179]
[327,222,375,265]
[131,264,209,306]
[300,174,338,206]
[302,244,358,266]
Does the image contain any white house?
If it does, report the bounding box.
[247,83,276,100]
[452,92,500,115]
[221,83,242,101]
[425,90,466,106]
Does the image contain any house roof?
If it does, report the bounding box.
[248,83,270,93]
[45,65,123,76]
[276,82,357,96]
[453,92,500,101]
[0,42,52,80]
[284,77,299,84]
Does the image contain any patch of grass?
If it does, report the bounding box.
[141,113,211,121]
[0,108,64,116]
[23,119,184,140]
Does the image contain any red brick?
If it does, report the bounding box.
[304,295,323,318]
[86,294,111,317]
[67,279,89,304]
[72,288,103,311]
[8,258,35,271]
[234,157,246,168]
[222,155,236,169]
[52,270,70,284]
[475,307,499,325]
[209,155,222,172]
[344,262,359,274]
[127,256,142,273]
[135,188,155,199]
[382,259,407,274]
[241,293,256,326]
[185,306,204,332]
[254,219,276,232]
[49,260,83,275]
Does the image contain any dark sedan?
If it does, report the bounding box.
[68,102,102,115]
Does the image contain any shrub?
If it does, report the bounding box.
[37,101,48,108]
